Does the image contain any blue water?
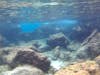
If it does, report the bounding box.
[19,19,78,33]
[0,0,99,43]
[19,22,42,32]
[0,1,100,75]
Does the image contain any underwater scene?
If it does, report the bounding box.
[0,0,100,75]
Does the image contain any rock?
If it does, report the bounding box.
[77,31,100,59]
[54,61,100,75]
[31,45,51,52]
[12,50,50,72]
[0,65,10,74]
[52,46,71,61]
[2,65,44,75]
[39,45,52,52]
[0,46,50,72]
[31,40,51,52]
[94,55,100,66]
[0,48,17,65]
[53,46,60,60]
[76,46,89,60]
[86,32,100,58]
[32,41,41,49]
[59,52,71,61]
[67,41,81,51]
[0,46,34,65]
[47,32,69,49]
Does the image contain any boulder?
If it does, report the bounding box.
[77,31,100,59]
[2,65,44,75]
[47,33,69,49]
[0,65,10,74]
[94,55,100,66]
[0,46,50,72]
[54,61,100,75]
[12,50,50,72]
[0,46,34,65]
[86,32,100,58]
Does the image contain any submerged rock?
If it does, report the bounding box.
[77,31,100,59]
[53,46,61,60]
[86,32,100,58]
[52,46,71,61]
[0,46,50,72]
[12,50,50,72]
[47,32,70,49]
[54,61,100,75]
[94,55,100,66]
[0,65,10,74]
[0,46,33,65]
[2,65,44,75]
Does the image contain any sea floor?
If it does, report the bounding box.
[0,39,85,75]
[0,33,100,75]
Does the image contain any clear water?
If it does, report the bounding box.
[0,0,100,75]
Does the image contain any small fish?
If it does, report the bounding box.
[18,19,78,33]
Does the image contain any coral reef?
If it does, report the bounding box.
[54,61,100,75]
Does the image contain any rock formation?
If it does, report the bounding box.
[12,50,50,72]
[54,61,100,75]
[77,31,100,59]
[47,32,70,49]
[94,55,100,66]
[2,65,44,75]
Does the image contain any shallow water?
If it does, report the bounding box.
[0,0,100,75]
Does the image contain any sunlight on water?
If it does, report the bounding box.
[19,22,41,32]
[19,19,78,33]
